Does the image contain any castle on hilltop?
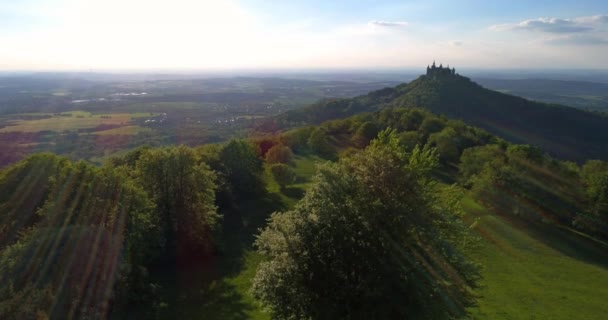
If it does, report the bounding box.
[426,61,456,77]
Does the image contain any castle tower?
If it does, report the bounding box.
[426,62,457,77]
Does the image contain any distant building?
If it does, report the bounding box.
[426,61,456,77]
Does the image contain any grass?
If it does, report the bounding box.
[0,111,155,133]
[463,197,608,320]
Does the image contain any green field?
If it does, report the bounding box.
[0,111,155,133]
[463,198,608,319]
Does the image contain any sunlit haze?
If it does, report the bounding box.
[1,0,608,70]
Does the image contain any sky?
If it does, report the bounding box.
[1,0,608,71]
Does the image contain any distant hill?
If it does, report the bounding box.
[474,78,608,111]
[277,66,608,161]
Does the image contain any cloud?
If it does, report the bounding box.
[491,15,608,35]
[545,34,608,46]
[574,15,608,24]
[368,20,408,28]
[490,14,608,47]
[448,40,463,47]
[335,20,409,37]
[491,17,592,33]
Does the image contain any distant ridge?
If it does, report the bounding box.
[277,64,608,161]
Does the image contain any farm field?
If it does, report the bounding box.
[0,111,156,133]
[94,125,153,136]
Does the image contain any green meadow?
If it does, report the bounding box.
[464,198,608,320]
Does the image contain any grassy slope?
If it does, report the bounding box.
[160,155,608,319]
[463,198,608,320]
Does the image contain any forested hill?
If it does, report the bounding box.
[276,71,608,161]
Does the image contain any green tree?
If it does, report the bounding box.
[0,153,68,249]
[352,121,379,147]
[577,160,608,237]
[281,127,314,153]
[459,144,505,185]
[307,127,334,157]
[420,117,445,135]
[397,131,422,151]
[136,146,219,258]
[0,159,159,319]
[265,144,294,165]
[217,139,265,199]
[269,163,296,190]
[428,127,460,163]
[252,129,480,319]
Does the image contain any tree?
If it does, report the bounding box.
[397,131,422,151]
[577,160,608,237]
[0,153,68,249]
[269,163,296,190]
[136,146,219,258]
[420,117,445,135]
[281,127,314,154]
[252,129,480,319]
[0,159,160,319]
[307,127,334,157]
[428,127,460,164]
[459,144,505,185]
[217,139,265,199]
[352,121,379,147]
[265,144,294,165]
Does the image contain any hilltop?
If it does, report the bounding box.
[277,64,608,161]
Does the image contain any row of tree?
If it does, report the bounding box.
[275,107,608,240]
[0,138,268,319]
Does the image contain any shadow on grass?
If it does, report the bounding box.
[147,190,285,319]
[281,186,305,199]
[153,262,254,320]
[189,280,254,320]
[494,210,608,269]
[294,175,311,184]
[219,191,286,276]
